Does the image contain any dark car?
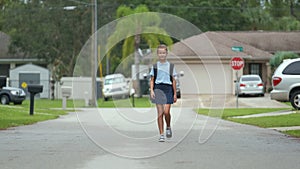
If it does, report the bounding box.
[0,87,26,105]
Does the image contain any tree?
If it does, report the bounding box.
[106,4,173,97]
[270,51,299,73]
[1,0,92,81]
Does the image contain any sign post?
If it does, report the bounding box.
[230,57,244,108]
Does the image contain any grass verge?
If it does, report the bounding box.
[228,113,300,128]
[197,108,300,138]
[197,108,291,119]
[0,97,152,130]
[282,130,300,138]
[0,105,68,130]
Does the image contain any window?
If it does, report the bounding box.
[283,61,300,75]
[241,77,260,82]
[249,63,261,76]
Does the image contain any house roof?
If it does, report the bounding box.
[218,31,300,53]
[0,31,11,58]
[168,31,300,61]
[169,31,277,60]
[0,32,44,64]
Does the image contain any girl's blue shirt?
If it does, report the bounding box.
[149,61,177,85]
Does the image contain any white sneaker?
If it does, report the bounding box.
[158,135,165,142]
[166,128,172,138]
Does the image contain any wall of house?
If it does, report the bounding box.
[171,59,233,95]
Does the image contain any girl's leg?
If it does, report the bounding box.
[164,104,171,128]
[156,104,164,135]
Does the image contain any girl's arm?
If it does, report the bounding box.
[150,76,155,99]
[172,76,177,103]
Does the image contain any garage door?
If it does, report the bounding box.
[19,73,40,97]
[175,62,232,95]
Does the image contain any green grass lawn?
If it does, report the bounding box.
[197,108,300,138]
[197,108,291,119]
[282,130,300,138]
[0,104,67,130]
[228,113,300,128]
[0,97,153,130]
[97,97,153,108]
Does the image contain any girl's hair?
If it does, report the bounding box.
[157,44,168,53]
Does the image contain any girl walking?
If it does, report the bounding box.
[150,44,177,142]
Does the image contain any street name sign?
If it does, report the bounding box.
[231,46,243,52]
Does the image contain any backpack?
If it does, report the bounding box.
[153,62,174,83]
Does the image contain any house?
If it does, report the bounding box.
[163,31,300,95]
[10,63,50,98]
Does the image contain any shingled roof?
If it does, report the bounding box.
[0,31,11,58]
[218,31,300,53]
[0,31,26,59]
[169,31,300,61]
[169,31,278,60]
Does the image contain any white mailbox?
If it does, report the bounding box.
[61,86,72,98]
[61,86,72,110]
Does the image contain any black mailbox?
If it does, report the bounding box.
[27,84,43,115]
[28,84,43,94]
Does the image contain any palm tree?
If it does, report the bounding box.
[107,5,173,97]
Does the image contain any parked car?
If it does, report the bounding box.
[270,58,300,110]
[0,87,26,105]
[102,73,130,101]
[236,74,264,96]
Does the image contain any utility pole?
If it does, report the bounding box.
[90,0,97,106]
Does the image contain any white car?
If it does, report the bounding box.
[270,58,300,110]
[102,74,130,101]
[236,74,265,96]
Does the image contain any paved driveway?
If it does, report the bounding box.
[175,94,290,108]
[0,105,299,169]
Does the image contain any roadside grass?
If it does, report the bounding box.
[72,97,152,108]
[0,104,67,130]
[228,113,300,128]
[282,130,300,138]
[20,99,75,109]
[197,108,291,119]
[197,108,300,138]
[0,97,152,130]
[97,97,153,108]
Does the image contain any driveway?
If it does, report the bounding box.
[175,94,290,108]
[0,105,299,169]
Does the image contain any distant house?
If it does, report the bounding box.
[163,31,300,95]
[10,63,50,98]
[0,31,47,77]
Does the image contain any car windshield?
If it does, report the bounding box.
[241,77,260,82]
[104,77,123,85]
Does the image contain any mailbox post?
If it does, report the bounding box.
[61,86,72,110]
[27,84,43,115]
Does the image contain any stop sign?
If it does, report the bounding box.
[230,57,244,70]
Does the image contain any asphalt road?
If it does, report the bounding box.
[0,105,299,169]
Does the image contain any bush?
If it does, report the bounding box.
[270,51,299,72]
